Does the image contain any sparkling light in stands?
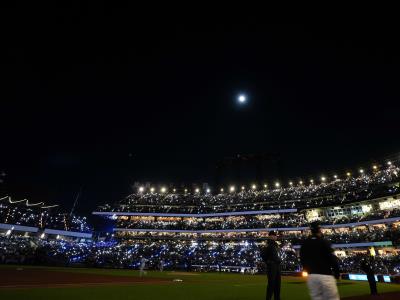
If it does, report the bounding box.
[321,176,326,182]
[251,184,257,190]
[359,169,364,174]
[230,186,235,192]
[160,187,167,193]
[138,186,144,193]
[274,182,280,188]
[195,188,200,193]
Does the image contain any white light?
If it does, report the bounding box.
[220,188,224,192]
[274,182,280,188]
[321,176,326,182]
[334,175,338,179]
[173,188,176,192]
[289,181,293,186]
[195,188,200,193]
[138,186,144,193]
[206,188,211,193]
[160,187,167,193]
[373,165,378,170]
[299,180,303,185]
[251,184,257,190]
[263,184,267,189]
[56,235,60,240]
[359,169,364,174]
[388,161,392,166]
[310,179,314,184]
[40,233,45,239]
[5,229,12,236]
[184,189,188,193]
[241,186,245,190]
[238,94,246,103]
[346,172,351,177]
[230,186,235,192]
[150,187,155,193]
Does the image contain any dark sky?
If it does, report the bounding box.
[1,6,400,213]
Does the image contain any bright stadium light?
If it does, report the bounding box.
[241,186,245,190]
[150,187,155,193]
[173,188,176,192]
[230,186,235,192]
[220,188,224,193]
[359,169,364,174]
[206,188,211,193]
[299,180,303,185]
[184,188,188,193]
[321,176,326,182]
[160,187,167,193]
[333,175,338,179]
[310,179,314,184]
[274,182,280,188]
[373,165,378,170]
[387,161,392,166]
[138,186,144,193]
[346,172,351,177]
[251,184,257,190]
[289,181,293,186]
[263,184,268,189]
[195,188,200,193]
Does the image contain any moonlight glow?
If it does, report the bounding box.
[238,94,247,103]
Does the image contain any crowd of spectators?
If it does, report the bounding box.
[98,164,400,214]
[1,235,400,275]
[115,208,400,231]
[0,200,92,233]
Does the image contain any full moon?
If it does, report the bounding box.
[238,94,246,103]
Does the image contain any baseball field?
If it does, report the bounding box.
[0,265,399,300]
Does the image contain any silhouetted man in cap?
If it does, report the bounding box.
[261,231,281,300]
[300,222,340,300]
[361,256,378,295]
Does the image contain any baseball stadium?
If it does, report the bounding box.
[1,158,400,299]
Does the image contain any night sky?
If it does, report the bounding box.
[1,6,400,213]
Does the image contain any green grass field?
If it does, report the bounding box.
[0,266,399,300]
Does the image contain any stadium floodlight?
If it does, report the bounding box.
[251,184,257,190]
[206,188,211,193]
[150,187,155,193]
[299,180,303,185]
[230,186,235,192]
[138,186,144,193]
[289,181,293,186]
[274,182,280,188]
[359,169,364,174]
[220,188,224,193]
[173,188,176,192]
[241,186,245,190]
[373,165,378,170]
[321,176,326,182]
[346,172,351,177]
[195,188,200,193]
[160,187,167,193]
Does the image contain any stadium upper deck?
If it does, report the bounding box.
[95,163,400,215]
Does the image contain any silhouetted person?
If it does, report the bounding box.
[260,231,281,300]
[300,222,340,300]
[361,256,378,295]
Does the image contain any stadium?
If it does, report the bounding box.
[1,158,400,299]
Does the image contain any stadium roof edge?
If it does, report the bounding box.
[92,209,297,217]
